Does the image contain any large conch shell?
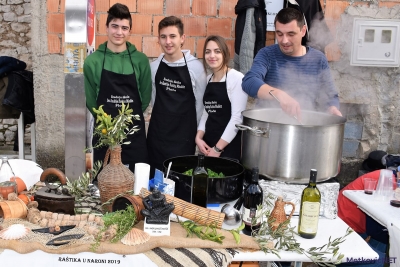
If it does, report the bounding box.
[0,224,30,240]
[120,228,150,246]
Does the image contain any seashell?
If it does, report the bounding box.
[121,228,150,246]
[0,224,30,240]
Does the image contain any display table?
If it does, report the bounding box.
[343,190,400,266]
[0,200,378,266]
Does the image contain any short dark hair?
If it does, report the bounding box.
[158,16,184,36]
[106,3,132,29]
[274,8,305,29]
[202,35,230,72]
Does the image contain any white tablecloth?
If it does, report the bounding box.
[343,190,400,266]
[1,205,378,266]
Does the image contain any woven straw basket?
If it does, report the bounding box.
[97,146,135,212]
[0,198,28,219]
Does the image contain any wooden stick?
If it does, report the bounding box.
[140,188,225,229]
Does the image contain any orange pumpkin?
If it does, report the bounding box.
[18,194,30,204]
[10,177,27,194]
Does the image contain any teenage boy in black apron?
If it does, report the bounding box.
[148,16,207,174]
[84,4,151,173]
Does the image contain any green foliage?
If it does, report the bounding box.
[64,160,102,198]
[228,222,245,244]
[179,219,225,244]
[91,205,137,251]
[253,192,353,265]
[183,168,225,178]
[92,103,140,149]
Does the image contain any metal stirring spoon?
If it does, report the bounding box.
[269,90,303,125]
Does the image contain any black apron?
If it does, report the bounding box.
[147,54,197,172]
[203,71,242,161]
[92,43,149,173]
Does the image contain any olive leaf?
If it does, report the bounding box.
[228,222,245,244]
[179,219,225,244]
[91,102,140,150]
[253,192,353,266]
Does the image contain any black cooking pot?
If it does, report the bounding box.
[163,156,244,203]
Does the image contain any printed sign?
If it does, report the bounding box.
[265,0,284,31]
[87,0,95,55]
[64,43,86,73]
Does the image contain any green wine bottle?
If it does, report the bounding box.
[298,169,321,239]
[192,154,208,208]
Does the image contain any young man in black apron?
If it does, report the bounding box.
[84,3,151,173]
[147,16,207,174]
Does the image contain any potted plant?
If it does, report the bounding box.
[91,103,140,212]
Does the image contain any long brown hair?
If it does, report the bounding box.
[202,35,230,72]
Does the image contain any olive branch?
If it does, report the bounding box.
[252,192,353,266]
[91,102,140,150]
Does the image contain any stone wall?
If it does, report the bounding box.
[0,0,32,68]
[0,0,32,148]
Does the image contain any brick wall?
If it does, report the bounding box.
[43,0,356,61]
[45,0,400,61]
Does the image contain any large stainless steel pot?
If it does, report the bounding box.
[237,108,346,184]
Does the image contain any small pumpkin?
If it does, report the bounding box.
[10,177,27,194]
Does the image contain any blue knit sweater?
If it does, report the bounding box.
[242,44,339,111]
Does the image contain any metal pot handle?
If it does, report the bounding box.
[235,124,269,137]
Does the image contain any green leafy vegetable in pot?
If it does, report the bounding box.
[183,168,225,178]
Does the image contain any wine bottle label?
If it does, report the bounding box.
[299,201,320,233]
[242,207,261,226]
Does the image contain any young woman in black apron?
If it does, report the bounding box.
[92,43,149,173]
[195,35,248,161]
[147,53,197,172]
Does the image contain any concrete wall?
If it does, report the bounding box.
[333,5,400,184]
[31,0,65,168]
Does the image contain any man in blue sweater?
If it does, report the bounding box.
[242,8,342,121]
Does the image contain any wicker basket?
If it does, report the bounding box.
[97,145,135,212]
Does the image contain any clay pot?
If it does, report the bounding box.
[0,199,28,219]
[0,181,17,199]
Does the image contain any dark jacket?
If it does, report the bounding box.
[2,70,35,124]
[285,0,333,52]
[0,56,27,78]
[234,0,266,60]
